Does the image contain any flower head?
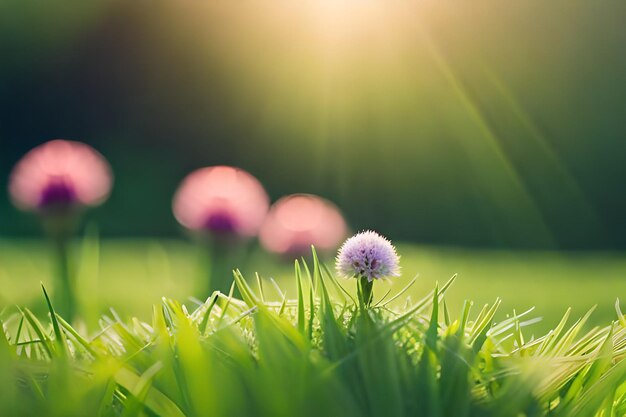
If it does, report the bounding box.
[259,194,348,258]
[9,140,113,213]
[172,166,269,238]
[336,231,400,281]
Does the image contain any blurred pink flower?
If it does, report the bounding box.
[9,140,113,212]
[259,194,348,257]
[173,166,270,238]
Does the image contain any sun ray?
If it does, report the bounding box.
[417,26,556,247]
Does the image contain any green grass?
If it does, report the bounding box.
[1,238,625,334]
[0,251,624,416]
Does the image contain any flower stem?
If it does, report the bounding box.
[359,276,374,309]
[207,244,230,295]
[52,235,75,322]
[202,240,246,296]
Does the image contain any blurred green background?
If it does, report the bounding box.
[0,1,625,329]
[1,238,625,334]
[1,0,625,249]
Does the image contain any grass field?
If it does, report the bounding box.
[1,237,626,416]
[0,238,625,334]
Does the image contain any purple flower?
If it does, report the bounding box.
[9,140,113,213]
[39,178,77,208]
[172,166,269,238]
[335,231,400,282]
[259,194,348,258]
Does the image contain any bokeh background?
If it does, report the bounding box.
[1,1,625,330]
[2,0,626,248]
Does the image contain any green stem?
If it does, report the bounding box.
[359,276,374,309]
[201,239,246,296]
[208,244,230,295]
[52,235,75,322]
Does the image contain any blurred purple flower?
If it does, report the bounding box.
[9,140,113,212]
[336,231,400,281]
[172,166,269,238]
[259,194,348,258]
